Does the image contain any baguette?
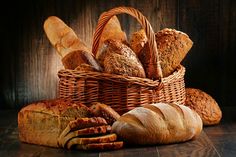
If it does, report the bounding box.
[112,103,202,145]
[44,16,102,71]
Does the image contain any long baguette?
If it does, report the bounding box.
[43,16,102,71]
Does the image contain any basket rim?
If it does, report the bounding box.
[58,65,185,88]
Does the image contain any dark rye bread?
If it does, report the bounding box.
[18,99,91,147]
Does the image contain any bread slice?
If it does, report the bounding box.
[59,125,112,147]
[66,133,117,149]
[18,99,91,147]
[90,102,120,125]
[74,141,123,150]
[58,117,107,143]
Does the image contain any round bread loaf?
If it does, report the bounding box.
[185,88,222,126]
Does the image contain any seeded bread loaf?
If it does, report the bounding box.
[130,28,193,77]
[185,88,222,126]
[97,39,146,78]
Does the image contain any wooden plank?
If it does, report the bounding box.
[204,107,236,157]
[158,132,220,157]
[100,146,159,157]
[207,133,236,157]
[204,107,236,135]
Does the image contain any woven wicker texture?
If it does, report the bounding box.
[58,7,186,114]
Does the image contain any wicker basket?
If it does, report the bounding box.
[58,7,186,114]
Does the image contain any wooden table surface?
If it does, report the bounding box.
[0,107,235,157]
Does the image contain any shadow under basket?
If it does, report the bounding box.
[58,65,186,115]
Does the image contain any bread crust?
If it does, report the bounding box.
[74,141,123,150]
[90,102,120,125]
[112,103,202,145]
[130,28,193,77]
[18,99,91,147]
[66,133,117,149]
[185,88,222,125]
[97,39,146,78]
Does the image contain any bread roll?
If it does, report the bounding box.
[18,99,91,147]
[97,39,146,78]
[44,16,102,71]
[90,102,120,125]
[185,88,222,126]
[130,28,193,77]
[112,103,202,145]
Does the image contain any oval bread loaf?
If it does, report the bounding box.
[97,39,146,78]
[112,103,202,145]
[185,88,222,126]
[130,28,193,77]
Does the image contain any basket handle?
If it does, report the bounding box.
[91,7,163,80]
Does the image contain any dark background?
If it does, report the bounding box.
[0,0,235,109]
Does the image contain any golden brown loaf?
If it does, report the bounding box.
[112,102,202,145]
[97,39,146,78]
[130,28,193,77]
[18,99,91,147]
[97,15,127,52]
[43,16,89,57]
[130,29,148,57]
[185,88,222,126]
[90,102,120,125]
[44,16,102,71]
